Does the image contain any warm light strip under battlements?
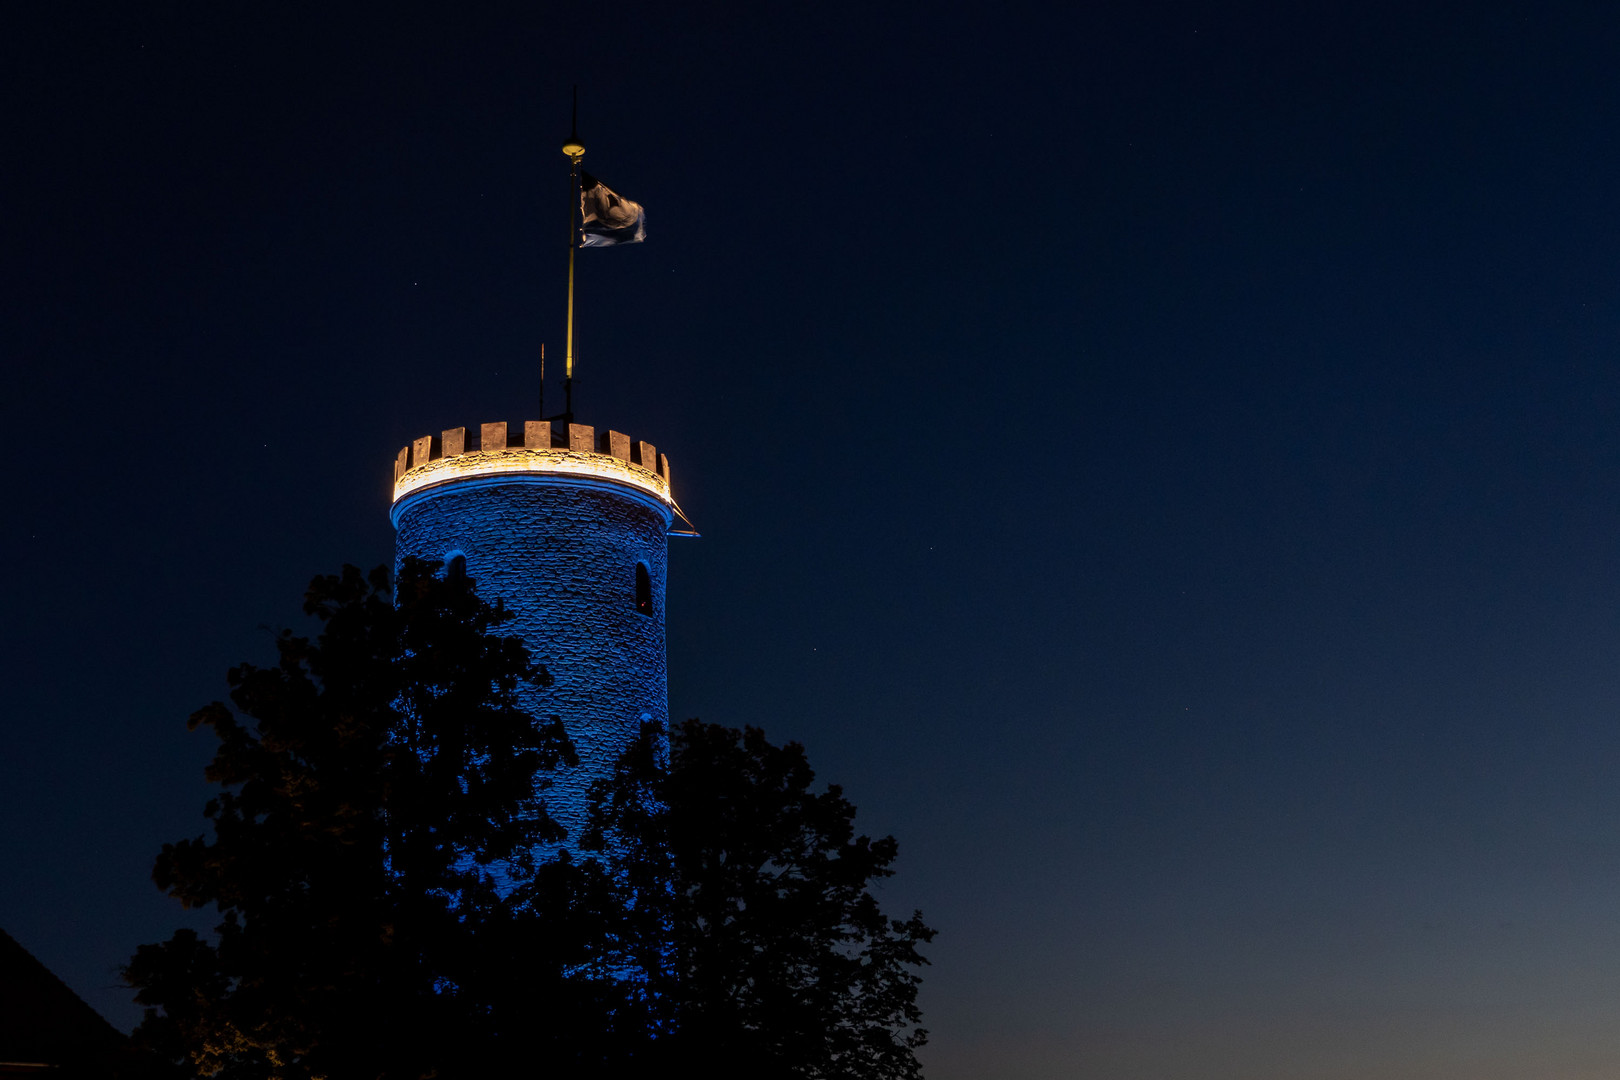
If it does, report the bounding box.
[392,448,671,510]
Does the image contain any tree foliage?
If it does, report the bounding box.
[126,561,580,1079]
[128,562,932,1080]
[587,720,936,1079]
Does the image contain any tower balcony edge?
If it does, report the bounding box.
[390,420,673,526]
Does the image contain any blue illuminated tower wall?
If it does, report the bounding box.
[389,418,675,851]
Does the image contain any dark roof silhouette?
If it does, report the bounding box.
[0,927,124,1074]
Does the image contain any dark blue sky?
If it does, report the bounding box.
[7,3,1620,1076]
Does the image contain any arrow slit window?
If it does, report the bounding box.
[635,562,653,616]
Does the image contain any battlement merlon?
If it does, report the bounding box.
[391,420,674,521]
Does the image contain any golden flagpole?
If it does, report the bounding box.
[562,89,585,421]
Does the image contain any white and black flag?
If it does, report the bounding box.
[578,171,646,247]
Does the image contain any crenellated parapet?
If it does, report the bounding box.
[391,420,673,515]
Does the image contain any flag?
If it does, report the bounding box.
[578,171,646,247]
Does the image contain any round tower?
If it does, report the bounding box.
[389,417,676,848]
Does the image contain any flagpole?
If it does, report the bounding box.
[562,90,585,423]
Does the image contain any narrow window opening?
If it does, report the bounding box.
[446,554,467,580]
[635,562,653,616]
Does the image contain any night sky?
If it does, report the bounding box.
[7,3,1620,1077]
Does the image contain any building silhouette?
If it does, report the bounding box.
[0,928,128,1077]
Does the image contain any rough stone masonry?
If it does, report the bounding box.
[390,418,673,855]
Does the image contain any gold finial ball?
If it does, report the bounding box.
[562,138,585,158]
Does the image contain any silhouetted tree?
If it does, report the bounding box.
[585,720,936,1079]
[125,561,591,1080]
[129,563,933,1080]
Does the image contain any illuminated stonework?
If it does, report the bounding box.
[389,417,677,864]
[393,446,670,521]
[391,420,672,521]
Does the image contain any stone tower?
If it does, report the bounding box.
[389,418,676,848]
